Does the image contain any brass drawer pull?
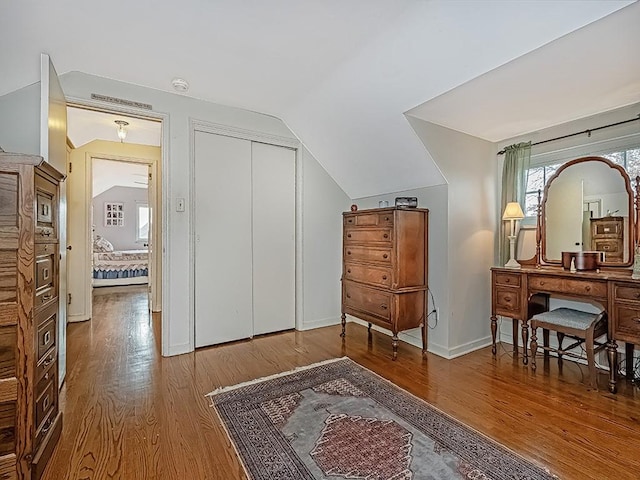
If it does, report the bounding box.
[43,331,51,346]
[384,217,390,221]
[346,293,351,299]
[42,294,52,301]
[382,254,388,259]
[43,355,54,367]
[382,275,387,280]
[347,233,352,238]
[43,230,51,236]
[41,418,53,434]
[504,278,511,283]
[44,372,49,381]
[43,394,50,411]
[347,219,353,223]
[585,286,591,292]
[383,234,389,239]
[380,304,388,310]
[505,297,511,303]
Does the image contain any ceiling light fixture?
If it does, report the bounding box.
[115,120,129,143]
[171,78,189,93]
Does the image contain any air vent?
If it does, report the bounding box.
[91,94,152,110]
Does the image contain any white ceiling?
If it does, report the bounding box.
[92,158,148,198]
[67,107,161,148]
[1,1,636,197]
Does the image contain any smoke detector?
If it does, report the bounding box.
[171,78,189,93]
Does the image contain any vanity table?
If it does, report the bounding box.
[491,265,639,393]
[492,156,640,393]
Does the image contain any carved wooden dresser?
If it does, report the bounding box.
[491,265,640,393]
[341,207,428,359]
[0,152,64,479]
[590,216,624,262]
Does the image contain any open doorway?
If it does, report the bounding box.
[91,158,152,296]
[66,106,162,325]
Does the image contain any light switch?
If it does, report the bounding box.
[176,198,185,212]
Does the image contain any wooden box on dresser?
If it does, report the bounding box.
[341,207,428,359]
[0,152,64,479]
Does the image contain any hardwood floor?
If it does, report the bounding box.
[43,289,640,479]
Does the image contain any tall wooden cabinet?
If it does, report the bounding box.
[341,207,429,359]
[0,152,64,479]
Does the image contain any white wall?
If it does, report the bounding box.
[93,186,148,251]
[404,117,496,358]
[0,83,40,155]
[301,147,352,330]
[58,72,349,355]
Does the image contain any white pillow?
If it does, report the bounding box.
[93,235,114,253]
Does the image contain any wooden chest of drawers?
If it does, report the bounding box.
[0,153,64,479]
[341,207,428,359]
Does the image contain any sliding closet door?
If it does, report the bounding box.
[252,142,296,335]
[194,132,253,347]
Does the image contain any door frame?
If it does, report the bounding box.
[66,97,170,353]
[86,154,159,311]
[189,119,302,351]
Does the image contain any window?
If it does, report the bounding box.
[524,145,640,218]
[136,203,149,243]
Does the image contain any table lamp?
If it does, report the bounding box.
[503,202,525,268]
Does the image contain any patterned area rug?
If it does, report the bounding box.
[208,358,555,480]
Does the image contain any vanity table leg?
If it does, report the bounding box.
[340,313,346,337]
[521,320,530,365]
[607,341,618,394]
[392,334,399,360]
[491,315,498,355]
[512,319,519,354]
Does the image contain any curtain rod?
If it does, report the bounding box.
[497,114,640,155]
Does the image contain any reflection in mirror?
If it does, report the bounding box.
[543,157,632,265]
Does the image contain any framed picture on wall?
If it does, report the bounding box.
[104,202,124,226]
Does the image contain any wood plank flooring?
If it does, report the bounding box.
[43,288,640,479]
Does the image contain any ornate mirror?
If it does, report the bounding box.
[540,156,637,267]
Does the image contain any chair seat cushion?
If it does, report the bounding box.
[531,307,600,330]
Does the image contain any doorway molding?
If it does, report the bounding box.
[66,96,170,355]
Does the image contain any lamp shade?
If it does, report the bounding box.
[502,202,525,220]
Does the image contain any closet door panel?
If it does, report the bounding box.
[194,132,253,347]
[251,142,295,335]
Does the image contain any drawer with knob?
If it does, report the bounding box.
[343,281,392,322]
[344,227,392,245]
[344,263,392,287]
[494,272,521,288]
[528,275,606,298]
[344,212,394,227]
[344,246,392,265]
[36,315,57,361]
[35,379,56,431]
[494,286,521,317]
[613,305,640,338]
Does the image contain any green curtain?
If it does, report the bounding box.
[499,142,531,265]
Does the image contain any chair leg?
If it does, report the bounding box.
[530,326,538,371]
[585,327,597,389]
[557,332,565,363]
[543,328,550,359]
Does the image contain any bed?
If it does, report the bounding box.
[92,236,149,286]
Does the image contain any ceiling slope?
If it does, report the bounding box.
[408,1,640,143]
[0,1,633,197]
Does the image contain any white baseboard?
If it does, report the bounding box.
[165,342,192,357]
[299,316,341,331]
[68,314,90,323]
[347,315,490,359]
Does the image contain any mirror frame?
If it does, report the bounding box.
[530,156,638,268]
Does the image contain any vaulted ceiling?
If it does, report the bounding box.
[1,1,637,197]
